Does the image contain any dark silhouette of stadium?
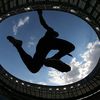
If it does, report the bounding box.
[7,10,75,73]
[0,0,100,100]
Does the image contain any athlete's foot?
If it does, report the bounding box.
[44,58,71,72]
[7,36,22,47]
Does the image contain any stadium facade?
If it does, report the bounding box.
[0,0,100,99]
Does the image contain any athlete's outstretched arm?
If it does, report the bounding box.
[37,10,53,30]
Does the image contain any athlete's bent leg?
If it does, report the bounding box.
[51,38,75,59]
[44,38,75,72]
[7,36,41,73]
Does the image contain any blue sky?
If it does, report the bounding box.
[0,10,100,86]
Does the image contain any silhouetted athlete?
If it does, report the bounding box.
[7,10,75,73]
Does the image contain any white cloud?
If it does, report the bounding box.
[27,36,35,48]
[29,80,47,85]
[37,82,47,85]
[17,17,29,27]
[29,79,34,83]
[13,16,29,35]
[28,41,35,48]
[47,40,100,85]
[48,68,67,85]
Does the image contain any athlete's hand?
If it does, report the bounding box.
[37,10,42,15]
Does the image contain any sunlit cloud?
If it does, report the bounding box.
[29,80,47,85]
[37,82,47,85]
[13,16,29,35]
[48,68,67,85]
[47,40,100,85]
[29,79,34,83]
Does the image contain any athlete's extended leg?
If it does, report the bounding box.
[7,36,41,73]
